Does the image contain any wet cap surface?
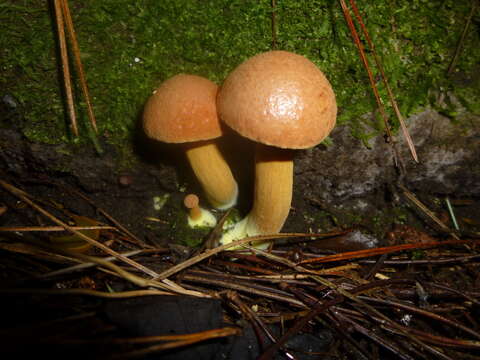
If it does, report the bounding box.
[217,51,337,149]
[143,74,222,143]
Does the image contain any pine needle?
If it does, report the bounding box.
[53,0,78,136]
[348,0,418,163]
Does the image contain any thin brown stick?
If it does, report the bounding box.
[243,245,328,275]
[381,321,480,350]
[12,325,239,348]
[64,185,149,248]
[0,288,173,298]
[399,184,459,239]
[112,327,241,344]
[37,249,159,279]
[322,312,373,360]
[155,232,325,281]
[53,0,78,136]
[447,0,478,75]
[349,0,418,163]
[61,250,208,297]
[339,1,393,143]
[339,0,407,174]
[299,238,477,265]
[60,0,98,133]
[0,179,158,278]
[213,259,278,275]
[363,253,387,281]
[333,311,416,360]
[0,225,115,232]
[426,282,480,306]
[204,271,345,287]
[0,242,79,265]
[360,254,480,266]
[203,208,232,250]
[256,264,360,278]
[225,291,298,359]
[111,327,240,359]
[279,282,324,308]
[258,294,343,359]
[183,272,305,307]
[358,295,480,340]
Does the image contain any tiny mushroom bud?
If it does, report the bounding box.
[184,193,217,228]
[143,74,238,210]
[217,51,336,248]
[184,193,202,221]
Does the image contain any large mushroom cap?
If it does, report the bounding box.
[143,74,222,143]
[217,51,337,149]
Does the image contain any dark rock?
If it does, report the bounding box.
[295,110,480,213]
[403,110,480,195]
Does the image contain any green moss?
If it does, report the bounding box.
[454,81,480,114]
[172,207,242,247]
[171,216,212,247]
[1,0,479,150]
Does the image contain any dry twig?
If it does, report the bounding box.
[53,0,78,136]
[60,0,98,133]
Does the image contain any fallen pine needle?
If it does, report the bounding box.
[0,288,173,298]
[0,179,159,278]
[111,327,240,358]
[155,232,340,281]
[0,225,115,232]
[299,238,478,265]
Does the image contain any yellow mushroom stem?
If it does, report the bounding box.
[247,143,294,234]
[220,143,293,249]
[184,140,238,210]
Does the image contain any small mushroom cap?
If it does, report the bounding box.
[217,51,337,149]
[143,74,222,143]
[183,193,200,210]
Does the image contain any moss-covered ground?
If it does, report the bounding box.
[1,0,479,152]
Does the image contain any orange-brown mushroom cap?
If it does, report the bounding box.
[143,74,223,143]
[143,74,238,210]
[217,51,336,149]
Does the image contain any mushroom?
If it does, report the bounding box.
[184,193,217,228]
[143,74,238,210]
[217,51,336,248]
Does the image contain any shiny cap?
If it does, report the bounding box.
[143,74,222,143]
[217,51,336,149]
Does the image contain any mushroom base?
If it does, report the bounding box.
[220,217,271,250]
[187,208,217,229]
[220,144,293,249]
